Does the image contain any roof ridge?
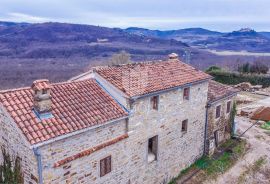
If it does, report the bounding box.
[0,79,94,94]
[94,59,180,70]
[0,86,31,94]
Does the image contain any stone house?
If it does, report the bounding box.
[0,55,236,184]
[206,80,238,155]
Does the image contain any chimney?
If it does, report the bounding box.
[32,79,52,117]
[168,53,179,60]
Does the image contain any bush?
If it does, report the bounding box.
[207,70,270,87]
[0,148,24,184]
[206,66,222,73]
[238,61,269,74]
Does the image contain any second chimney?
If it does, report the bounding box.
[32,79,52,115]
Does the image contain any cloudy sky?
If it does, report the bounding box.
[0,0,269,32]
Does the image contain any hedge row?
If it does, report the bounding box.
[207,71,270,88]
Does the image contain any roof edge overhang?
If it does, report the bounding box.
[30,115,129,149]
[131,77,212,101]
[207,92,238,106]
[94,71,130,98]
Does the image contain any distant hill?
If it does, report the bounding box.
[125,27,223,45]
[126,27,270,52]
[0,21,269,90]
[194,28,270,52]
[0,22,190,59]
[0,22,193,90]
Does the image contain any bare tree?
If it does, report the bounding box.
[108,51,131,66]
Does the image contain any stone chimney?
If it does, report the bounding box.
[168,53,179,60]
[32,79,52,115]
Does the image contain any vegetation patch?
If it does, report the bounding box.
[169,139,247,184]
[237,156,267,184]
[206,69,270,87]
[260,121,270,130]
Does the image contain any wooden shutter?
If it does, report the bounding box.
[226,101,231,113]
[105,156,111,174]
[151,96,158,110]
[100,156,111,177]
[183,88,190,100]
[216,105,221,118]
[152,136,158,159]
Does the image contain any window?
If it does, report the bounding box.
[42,89,47,94]
[182,119,188,132]
[183,87,190,100]
[148,136,158,163]
[151,96,159,110]
[226,101,231,114]
[100,156,111,177]
[216,105,221,119]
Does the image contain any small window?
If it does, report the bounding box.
[216,105,221,119]
[151,96,159,110]
[183,87,190,100]
[226,101,231,114]
[42,89,47,94]
[100,156,111,177]
[182,119,188,132]
[148,136,158,163]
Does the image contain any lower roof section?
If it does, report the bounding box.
[0,79,128,145]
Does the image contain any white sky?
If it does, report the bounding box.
[0,0,269,31]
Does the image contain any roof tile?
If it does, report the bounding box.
[208,80,238,103]
[95,60,211,97]
[0,79,128,145]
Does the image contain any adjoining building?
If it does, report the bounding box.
[206,80,238,155]
[0,54,237,184]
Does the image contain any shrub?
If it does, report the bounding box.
[238,61,269,74]
[0,148,24,184]
[206,66,222,73]
[207,70,270,88]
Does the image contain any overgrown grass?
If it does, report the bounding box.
[261,121,270,130]
[168,139,247,184]
[237,156,267,184]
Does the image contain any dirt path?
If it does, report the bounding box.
[209,116,270,184]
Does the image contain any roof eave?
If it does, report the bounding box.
[131,77,212,101]
[207,92,238,106]
[30,115,129,149]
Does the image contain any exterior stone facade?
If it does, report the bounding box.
[1,59,237,184]
[36,81,208,184]
[0,105,38,184]
[206,96,236,155]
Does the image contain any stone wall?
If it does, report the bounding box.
[0,105,38,184]
[38,81,208,184]
[40,119,128,183]
[126,81,208,183]
[206,96,236,155]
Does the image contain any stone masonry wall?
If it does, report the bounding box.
[0,105,38,184]
[40,119,128,184]
[206,96,236,154]
[38,81,208,184]
[126,81,209,183]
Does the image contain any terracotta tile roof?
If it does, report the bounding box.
[32,79,51,91]
[94,60,212,97]
[208,80,238,103]
[54,133,128,168]
[0,79,128,145]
